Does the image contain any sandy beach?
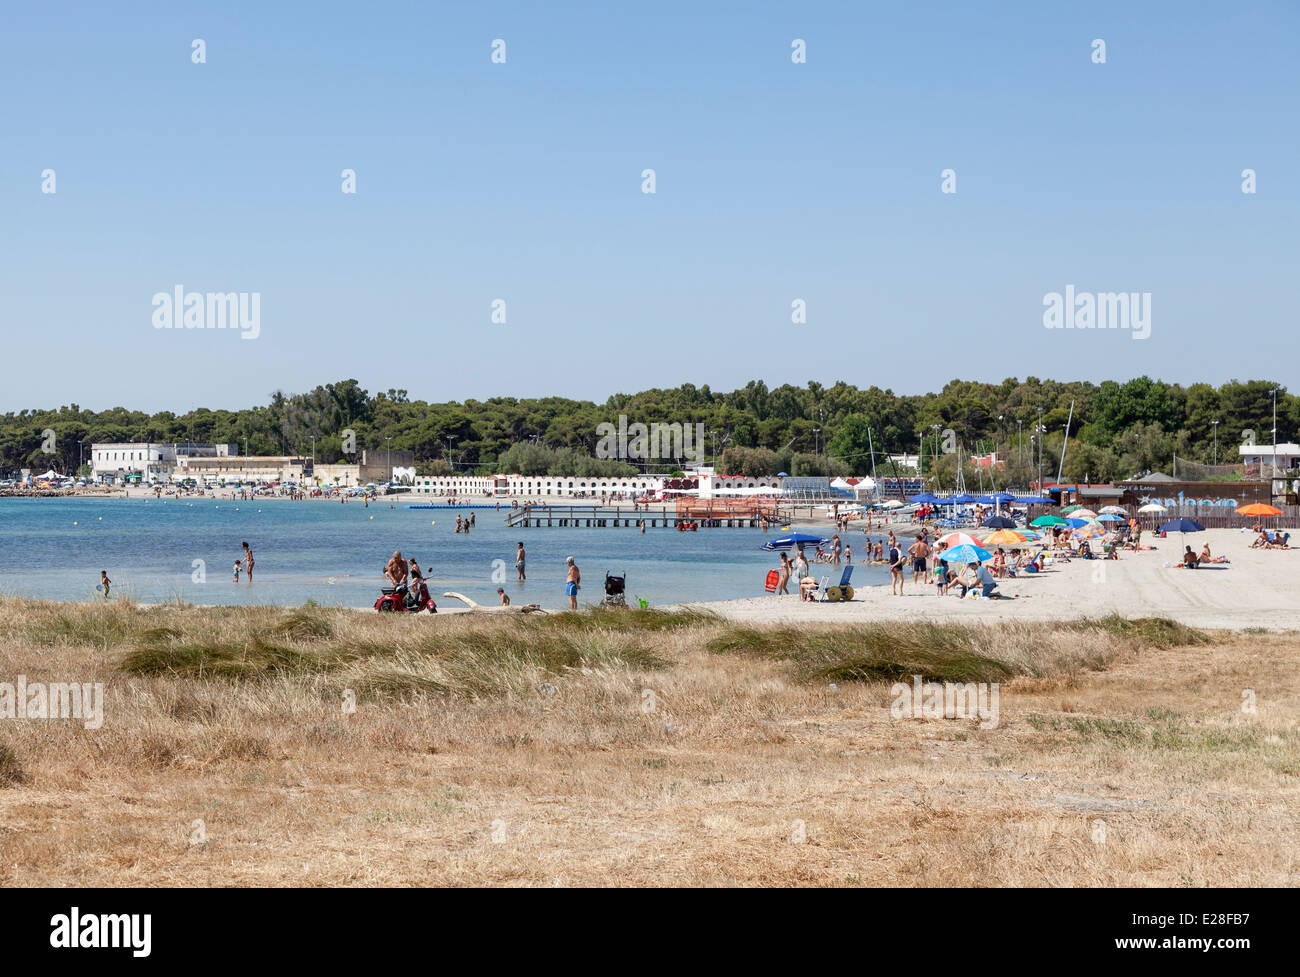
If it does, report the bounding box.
[680,528,1300,632]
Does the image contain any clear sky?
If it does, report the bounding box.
[2,1,1296,412]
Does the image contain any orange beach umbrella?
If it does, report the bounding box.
[1236,503,1282,517]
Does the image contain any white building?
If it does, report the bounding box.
[90,442,238,483]
[1239,443,1300,473]
[410,474,674,498]
[696,474,783,499]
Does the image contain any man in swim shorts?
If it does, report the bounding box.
[908,536,930,584]
[565,556,580,609]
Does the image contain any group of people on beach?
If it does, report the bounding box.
[381,541,582,610]
[887,531,1003,599]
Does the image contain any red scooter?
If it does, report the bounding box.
[375,580,437,613]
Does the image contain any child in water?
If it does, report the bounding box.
[233,560,241,583]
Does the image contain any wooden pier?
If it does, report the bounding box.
[504,504,786,530]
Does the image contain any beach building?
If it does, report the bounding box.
[90,442,238,483]
[408,474,671,497]
[1237,443,1300,496]
[1116,474,1274,508]
[697,474,783,499]
[309,449,415,486]
[174,454,309,484]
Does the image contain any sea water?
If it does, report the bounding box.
[0,498,893,610]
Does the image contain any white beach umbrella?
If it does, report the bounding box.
[1137,503,1167,514]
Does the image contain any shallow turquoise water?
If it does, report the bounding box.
[0,498,893,610]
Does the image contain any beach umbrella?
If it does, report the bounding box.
[1017,496,1053,504]
[1099,505,1127,515]
[1065,517,1093,528]
[880,500,904,509]
[939,543,994,563]
[984,529,1030,545]
[973,495,997,505]
[936,531,981,548]
[761,533,829,551]
[1137,503,1167,514]
[1071,522,1107,539]
[948,493,975,504]
[1071,508,1098,519]
[1061,504,1083,514]
[1031,515,1069,527]
[1159,519,1204,534]
[908,493,940,503]
[1236,503,1282,517]
[1096,513,1123,522]
[777,472,789,477]
[981,516,1016,529]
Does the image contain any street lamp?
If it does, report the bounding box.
[1036,406,1044,492]
[1211,420,1219,466]
[1017,419,1023,463]
[385,436,392,484]
[1272,387,1279,486]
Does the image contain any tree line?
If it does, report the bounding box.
[2,376,1292,486]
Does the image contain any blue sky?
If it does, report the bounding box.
[2,1,1297,412]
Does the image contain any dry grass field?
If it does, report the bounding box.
[0,597,1296,886]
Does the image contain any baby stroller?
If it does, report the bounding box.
[603,571,627,607]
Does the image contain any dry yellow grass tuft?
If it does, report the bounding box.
[0,597,1295,886]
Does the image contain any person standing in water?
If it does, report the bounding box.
[515,542,526,581]
[99,570,111,599]
[241,541,254,583]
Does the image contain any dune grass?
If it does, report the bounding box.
[0,595,1293,887]
[12,599,1209,698]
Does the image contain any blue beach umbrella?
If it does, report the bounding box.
[939,543,994,563]
[982,516,1016,529]
[949,493,975,504]
[1096,513,1123,522]
[908,493,941,503]
[1065,517,1092,528]
[1159,519,1206,550]
[1159,519,1205,540]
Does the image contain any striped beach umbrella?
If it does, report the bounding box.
[936,531,981,548]
[939,543,994,563]
[984,529,1031,545]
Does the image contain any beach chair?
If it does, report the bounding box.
[819,565,855,602]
